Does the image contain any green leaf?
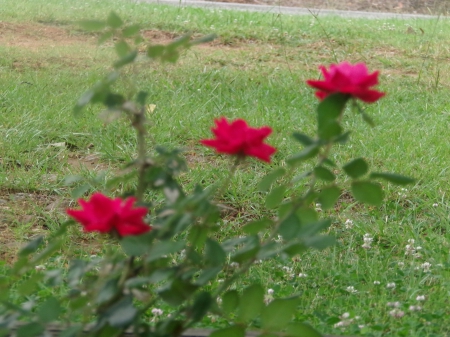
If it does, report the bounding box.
[296,207,318,225]
[361,111,375,127]
[351,181,384,206]
[190,292,213,323]
[113,50,138,69]
[285,322,323,337]
[106,11,123,29]
[258,168,286,192]
[37,297,61,323]
[122,24,140,37]
[136,91,148,105]
[162,50,180,63]
[287,144,319,165]
[16,323,44,337]
[335,130,351,144]
[58,325,83,337]
[195,266,222,286]
[304,235,336,250]
[243,218,273,235]
[209,326,245,337]
[278,213,301,240]
[98,31,114,45]
[313,166,335,181]
[370,172,415,185]
[120,232,154,256]
[221,290,239,315]
[298,219,332,237]
[205,239,226,265]
[238,284,264,322]
[189,33,217,45]
[114,40,131,58]
[17,274,43,296]
[317,93,349,140]
[19,236,44,256]
[147,45,165,59]
[159,279,198,306]
[103,296,137,328]
[265,185,286,209]
[292,132,315,146]
[231,235,260,264]
[78,20,106,31]
[146,240,185,262]
[96,278,119,305]
[261,298,300,330]
[343,157,368,179]
[318,186,341,210]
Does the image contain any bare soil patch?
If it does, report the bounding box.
[0,22,96,51]
[209,0,450,15]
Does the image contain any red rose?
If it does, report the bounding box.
[200,117,276,163]
[67,193,151,237]
[306,62,385,103]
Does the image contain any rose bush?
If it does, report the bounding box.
[0,12,414,337]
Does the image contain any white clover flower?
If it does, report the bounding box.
[416,295,426,301]
[387,301,401,308]
[35,265,46,271]
[315,203,322,211]
[298,273,308,278]
[362,234,373,249]
[334,313,354,328]
[344,219,353,229]
[334,321,349,328]
[405,242,416,256]
[409,305,422,311]
[346,286,358,294]
[389,309,405,318]
[387,282,396,289]
[152,308,163,316]
[432,203,438,207]
[267,288,274,295]
[373,281,381,285]
[421,262,432,272]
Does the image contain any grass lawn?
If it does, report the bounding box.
[1,0,450,336]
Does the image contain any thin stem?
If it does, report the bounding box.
[215,155,242,198]
[133,105,148,203]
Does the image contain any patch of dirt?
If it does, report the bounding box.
[210,0,450,15]
[0,191,71,262]
[0,22,96,51]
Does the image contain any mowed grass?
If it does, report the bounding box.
[2,0,450,335]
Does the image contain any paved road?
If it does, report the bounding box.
[136,0,443,19]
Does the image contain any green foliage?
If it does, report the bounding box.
[351,180,384,206]
[343,157,369,178]
[0,8,415,337]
